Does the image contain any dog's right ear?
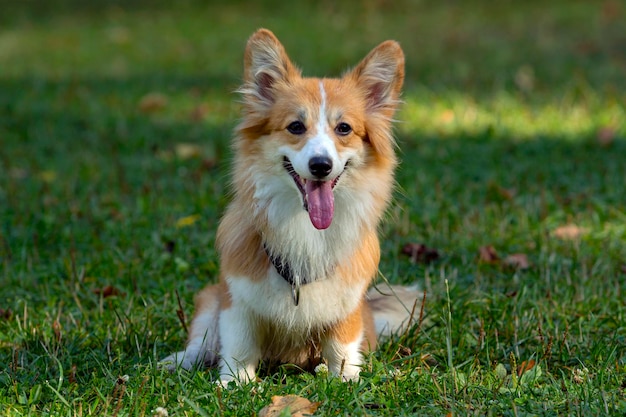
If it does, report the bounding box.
[241,29,299,106]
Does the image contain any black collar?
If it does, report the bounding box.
[264,244,302,306]
[265,246,297,286]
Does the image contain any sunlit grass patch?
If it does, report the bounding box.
[401,89,625,141]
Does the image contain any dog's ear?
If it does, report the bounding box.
[350,40,405,118]
[242,29,299,106]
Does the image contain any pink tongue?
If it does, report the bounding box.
[305,180,334,230]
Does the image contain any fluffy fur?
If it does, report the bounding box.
[161,29,420,384]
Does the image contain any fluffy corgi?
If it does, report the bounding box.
[162,29,420,383]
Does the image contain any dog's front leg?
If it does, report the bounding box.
[322,336,364,381]
[322,307,365,381]
[218,304,260,385]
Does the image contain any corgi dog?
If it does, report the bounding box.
[162,29,420,384]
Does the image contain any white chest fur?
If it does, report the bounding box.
[226,271,366,333]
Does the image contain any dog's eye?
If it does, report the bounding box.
[287,121,306,135]
[335,122,352,136]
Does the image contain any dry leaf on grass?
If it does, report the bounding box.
[602,0,623,22]
[479,245,500,264]
[504,253,531,270]
[552,224,589,240]
[176,214,200,228]
[190,104,209,122]
[401,243,440,264]
[174,143,202,160]
[53,320,62,342]
[517,359,536,377]
[138,92,168,113]
[68,364,77,384]
[258,395,320,417]
[92,285,125,298]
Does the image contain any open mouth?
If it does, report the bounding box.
[283,156,345,230]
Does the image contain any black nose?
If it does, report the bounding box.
[309,156,333,178]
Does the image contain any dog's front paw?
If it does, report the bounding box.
[216,364,257,386]
[340,366,361,382]
[159,350,200,372]
[215,376,237,388]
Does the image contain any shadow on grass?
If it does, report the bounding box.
[1,73,625,281]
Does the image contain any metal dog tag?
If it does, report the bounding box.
[291,283,300,306]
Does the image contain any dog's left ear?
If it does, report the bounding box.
[350,41,405,118]
[242,29,299,107]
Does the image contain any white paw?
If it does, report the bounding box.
[216,377,237,388]
[159,350,200,372]
[340,367,361,382]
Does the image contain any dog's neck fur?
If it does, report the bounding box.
[257,178,376,284]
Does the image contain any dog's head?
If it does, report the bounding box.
[234,29,404,231]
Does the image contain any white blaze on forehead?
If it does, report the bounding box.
[289,82,341,178]
[316,81,328,138]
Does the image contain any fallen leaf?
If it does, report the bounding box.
[552,224,588,240]
[176,214,200,228]
[597,126,616,147]
[479,245,499,264]
[602,0,623,22]
[201,157,217,171]
[401,243,440,264]
[190,104,209,122]
[92,285,125,298]
[517,359,536,377]
[138,92,168,113]
[53,320,62,343]
[174,143,202,160]
[69,364,77,384]
[519,362,542,386]
[504,253,530,270]
[259,395,320,417]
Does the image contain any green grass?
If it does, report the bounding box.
[1,1,625,415]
